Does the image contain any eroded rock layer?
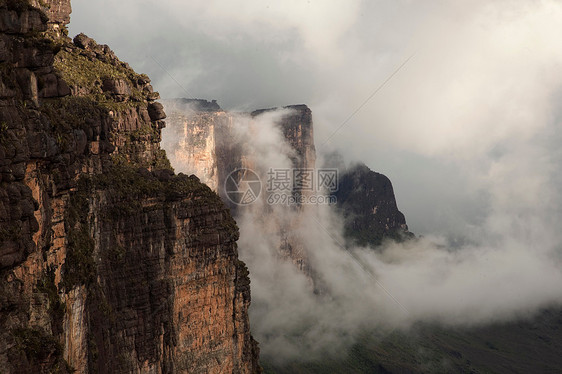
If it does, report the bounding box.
[164,100,412,275]
[164,102,317,273]
[0,1,259,373]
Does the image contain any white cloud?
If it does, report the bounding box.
[71,0,562,362]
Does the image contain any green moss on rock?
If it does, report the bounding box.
[55,49,126,90]
[36,267,66,335]
[54,44,145,104]
[10,327,73,373]
[40,96,103,132]
[61,177,96,290]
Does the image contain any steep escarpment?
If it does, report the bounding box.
[249,105,316,273]
[250,104,316,175]
[164,103,318,275]
[164,101,411,256]
[334,163,413,247]
[164,102,317,203]
[0,1,259,373]
[162,99,234,193]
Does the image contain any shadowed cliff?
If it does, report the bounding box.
[334,163,414,247]
[0,1,260,373]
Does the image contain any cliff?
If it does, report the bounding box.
[0,1,259,373]
[250,104,316,176]
[162,99,235,193]
[164,102,316,202]
[163,101,411,278]
[164,103,317,275]
[334,163,413,247]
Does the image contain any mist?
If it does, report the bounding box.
[160,105,562,362]
[69,0,562,237]
[70,0,562,363]
[242,110,562,361]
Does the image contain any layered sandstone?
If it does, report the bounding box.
[164,102,316,202]
[0,1,259,373]
[162,99,234,193]
[250,104,316,174]
[163,100,413,279]
[164,103,316,274]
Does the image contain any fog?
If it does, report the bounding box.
[69,0,562,236]
[158,105,562,361]
[70,0,562,362]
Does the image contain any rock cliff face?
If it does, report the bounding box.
[162,99,235,193]
[250,104,316,174]
[334,163,413,247]
[164,103,317,274]
[250,105,316,273]
[164,102,316,202]
[0,1,259,373]
[163,101,411,278]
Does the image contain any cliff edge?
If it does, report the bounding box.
[0,1,259,373]
[334,163,414,247]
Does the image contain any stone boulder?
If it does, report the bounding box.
[102,78,131,96]
[148,102,166,121]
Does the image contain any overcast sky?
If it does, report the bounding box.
[69,0,562,238]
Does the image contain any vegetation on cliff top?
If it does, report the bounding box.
[92,164,224,210]
[60,164,231,289]
[40,96,101,130]
[55,49,127,87]
[53,37,147,108]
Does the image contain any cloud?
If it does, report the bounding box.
[161,105,562,362]
[72,0,562,362]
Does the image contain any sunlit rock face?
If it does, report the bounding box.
[163,100,412,285]
[162,99,233,192]
[164,102,318,275]
[0,2,259,373]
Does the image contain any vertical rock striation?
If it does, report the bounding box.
[164,103,317,274]
[164,101,413,273]
[162,99,232,193]
[0,1,259,373]
[250,104,316,174]
[250,105,316,273]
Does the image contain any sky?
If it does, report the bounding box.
[67,0,562,360]
[68,0,562,238]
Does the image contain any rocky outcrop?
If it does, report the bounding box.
[164,102,316,201]
[251,104,316,173]
[164,101,412,272]
[250,105,316,273]
[164,102,317,274]
[170,98,222,112]
[333,163,413,247]
[162,100,233,193]
[0,1,259,373]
